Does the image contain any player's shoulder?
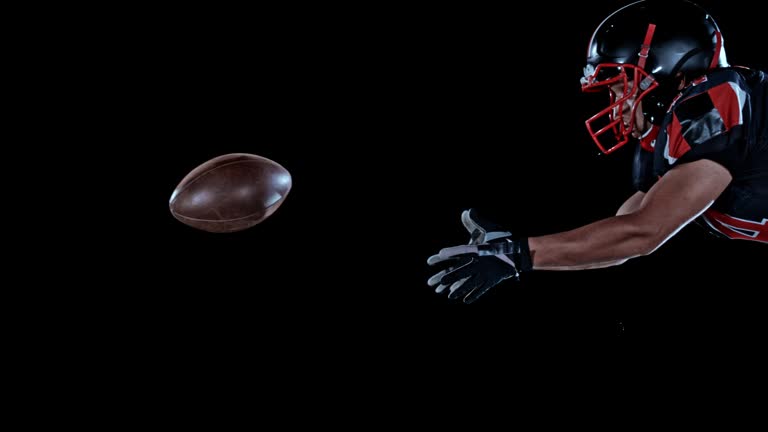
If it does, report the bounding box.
[671,69,735,110]
[694,66,765,90]
[655,69,752,165]
[664,68,754,146]
[669,67,764,117]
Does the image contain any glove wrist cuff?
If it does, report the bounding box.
[514,238,533,272]
[480,237,533,272]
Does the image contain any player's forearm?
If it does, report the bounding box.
[528,214,659,270]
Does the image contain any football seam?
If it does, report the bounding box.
[169,157,285,206]
[169,197,287,223]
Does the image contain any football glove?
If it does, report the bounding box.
[427,209,531,304]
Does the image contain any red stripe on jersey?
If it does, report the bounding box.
[668,113,691,159]
[639,124,660,152]
[708,83,741,131]
[703,209,768,243]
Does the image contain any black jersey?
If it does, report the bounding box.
[635,67,768,243]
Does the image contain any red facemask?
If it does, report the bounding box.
[581,63,659,154]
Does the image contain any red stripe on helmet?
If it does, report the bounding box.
[637,23,657,70]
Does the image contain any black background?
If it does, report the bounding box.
[121,0,768,355]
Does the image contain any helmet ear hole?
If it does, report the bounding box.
[641,83,678,125]
[642,95,668,124]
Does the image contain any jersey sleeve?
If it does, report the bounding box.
[657,79,749,173]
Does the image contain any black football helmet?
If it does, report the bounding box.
[580,0,728,154]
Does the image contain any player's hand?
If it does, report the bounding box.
[425,208,498,296]
[427,209,531,304]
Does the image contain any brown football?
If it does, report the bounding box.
[169,153,292,233]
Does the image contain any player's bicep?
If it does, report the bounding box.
[616,191,645,216]
[636,159,732,242]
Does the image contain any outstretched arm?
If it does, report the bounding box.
[528,159,732,270]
